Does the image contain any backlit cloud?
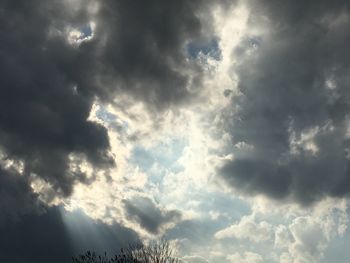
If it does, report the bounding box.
[2,1,350,262]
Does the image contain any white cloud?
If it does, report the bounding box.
[274,225,293,249]
[181,255,211,263]
[215,215,273,243]
[288,216,328,262]
[227,251,263,263]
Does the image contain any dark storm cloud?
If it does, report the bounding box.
[0,167,40,223]
[123,196,181,234]
[0,0,113,200]
[0,206,140,263]
[0,0,232,217]
[80,0,232,108]
[219,0,350,204]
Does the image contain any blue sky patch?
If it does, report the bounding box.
[186,38,221,60]
[129,138,187,178]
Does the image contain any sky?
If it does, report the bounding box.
[1,0,350,262]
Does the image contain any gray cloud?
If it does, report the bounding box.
[0,206,140,263]
[0,167,41,224]
[0,0,233,218]
[0,0,113,200]
[123,196,181,234]
[80,0,233,109]
[219,0,350,204]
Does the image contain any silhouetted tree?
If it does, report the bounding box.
[72,240,180,263]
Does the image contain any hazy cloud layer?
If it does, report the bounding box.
[219,0,350,204]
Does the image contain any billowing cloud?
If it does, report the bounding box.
[0,0,237,260]
[215,215,273,243]
[219,0,350,204]
[3,0,350,262]
[210,197,348,263]
[0,0,232,218]
[75,0,235,110]
[0,0,113,205]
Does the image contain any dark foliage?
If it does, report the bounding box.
[72,241,180,263]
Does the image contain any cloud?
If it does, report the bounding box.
[210,197,348,262]
[218,0,350,204]
[4,1,350,262]
[226,251,263,263]
[0,166,40,223]
[89,0,201,107]
[123,195,181,235]
[0,206,140,263]
[279,200,348,263]
[181,255,211,263]
[0,0,113,207]
[215,215,273,243]
[76,0,235,110]
[288,216,329,262]
[0,0,235,220]
[274,225,293,249]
